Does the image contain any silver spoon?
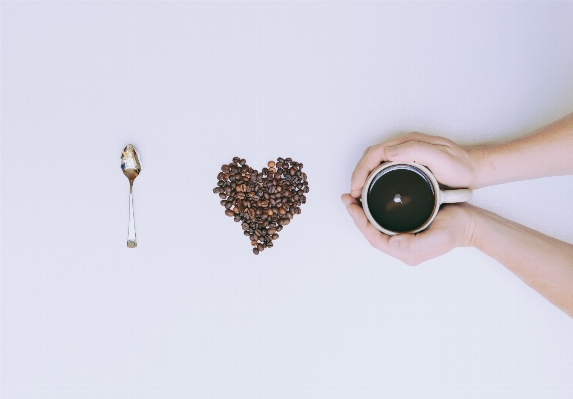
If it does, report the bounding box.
[120,144,142,248]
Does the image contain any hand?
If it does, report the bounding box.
[350,132,482,198]
[341,194,478,266]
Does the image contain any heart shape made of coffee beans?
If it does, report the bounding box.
[213,157,309,255]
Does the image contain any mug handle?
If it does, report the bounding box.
[440,189,473,204]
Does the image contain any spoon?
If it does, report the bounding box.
[120,144,142,248]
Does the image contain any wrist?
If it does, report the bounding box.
[460,203,485,248]
[466,146,487,189]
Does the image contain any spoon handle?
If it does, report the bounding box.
[127,181,137,248]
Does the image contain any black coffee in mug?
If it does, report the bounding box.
[366,166,435,233]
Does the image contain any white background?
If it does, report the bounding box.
[2,1,573,398]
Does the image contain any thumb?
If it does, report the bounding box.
[384,141,446,167]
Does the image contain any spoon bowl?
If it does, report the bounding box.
[121,144,142,182]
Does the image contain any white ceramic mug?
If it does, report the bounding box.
[361,162,473,235]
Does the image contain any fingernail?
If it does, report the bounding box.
[390,237,400,248]
[387,146,398,156]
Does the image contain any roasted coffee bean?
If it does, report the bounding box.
[216,157,308,254]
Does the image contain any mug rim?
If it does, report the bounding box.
[360,161,441,236]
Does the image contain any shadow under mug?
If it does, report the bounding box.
[361,162,473,236]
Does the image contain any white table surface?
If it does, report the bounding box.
[2,2,573,398]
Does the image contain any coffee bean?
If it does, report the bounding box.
[216,157,308,254]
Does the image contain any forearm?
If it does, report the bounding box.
[470,113,573,188]
[471,208,573,318]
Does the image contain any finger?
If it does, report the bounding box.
[350,133,450,198]
[384,141,450,168]
[350,143,387,198]
[341,194,391,250]
[351,146,371,184]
